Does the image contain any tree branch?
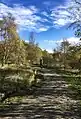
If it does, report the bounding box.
[75,0,81,5]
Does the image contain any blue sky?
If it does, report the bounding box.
[0,0,80,52]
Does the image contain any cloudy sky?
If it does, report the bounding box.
[0,0,80,52]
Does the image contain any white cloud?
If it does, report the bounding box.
[42,48,53,53]
[0,3,50,32]
[38,27,48,32]
[38,25,50,32]
[46,49,53,53]
[42,11,49,17]
[56,37,80,45]
[54,19,69,26]
[50,4,74,27]
[66,37,80,45]
[0,0,79,32]
[43,37,81,52]
[44,37,80,46]
[50,0,81,27]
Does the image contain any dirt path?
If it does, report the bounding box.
[0,68,81,119]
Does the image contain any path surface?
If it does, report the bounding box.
[0,68,81,119]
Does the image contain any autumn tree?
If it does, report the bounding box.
[60,39,70,69]
[0,13,27,66]
[66,0,81,70]
[0,14,18,65]
[53,49,62,67]
[24,32,42,64]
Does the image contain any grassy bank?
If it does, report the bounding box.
[0,65,39,103]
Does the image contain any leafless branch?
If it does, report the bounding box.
[74,0,81,5]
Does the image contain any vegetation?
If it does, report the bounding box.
[0,14,43,67]
[1,0,81,103]
[0,14,44,102]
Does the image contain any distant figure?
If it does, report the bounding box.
[40,57,43,68]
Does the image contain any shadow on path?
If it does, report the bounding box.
[0,68,81,119]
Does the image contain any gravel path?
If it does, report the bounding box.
[0,68,81,119]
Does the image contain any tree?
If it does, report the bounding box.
[53,49,61,67]
[60,39,70,69]
[24,32,42,64]
[0,14,25,66]
[42,50,49,66]
[67,0,81,37]
[0,20,4,66]
[0,14,17,65]
[66,0,81,70]
[35,44,42,64]
[29,32,35,45]
[67,44,81,69]
[25,43,42,64]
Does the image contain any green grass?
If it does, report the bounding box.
[63,75,81,99]
[0,66,39,103]
[54,68,81,99]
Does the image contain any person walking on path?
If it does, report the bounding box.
[40,57,43,68]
